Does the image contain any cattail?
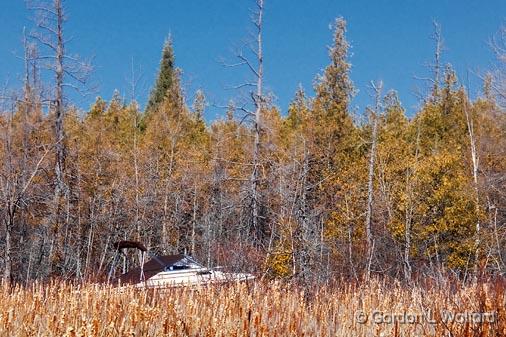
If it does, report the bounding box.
[0,279,504,336]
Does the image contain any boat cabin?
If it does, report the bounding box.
[116,254,205,285]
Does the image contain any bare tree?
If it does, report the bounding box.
[222,0,265,241]
[0,30,46,283]
[403,120,421,282]
[27,0,92,275]
[430,21,443,101]
[126,57,143,246]
[251,0,264,241]
[463,96,481,281]
[365,80,382,281]
[414,21,444,103]
[0,91,51,283]
[490,24,506,109]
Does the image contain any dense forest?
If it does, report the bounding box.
[1,0,505,286]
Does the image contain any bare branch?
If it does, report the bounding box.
[29,32,57,52]
[225,83,257,90]
[237,54,260,78]
[221,60,248,68]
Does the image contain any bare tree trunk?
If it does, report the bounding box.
[133,124,140,239]
[463,100,481,281]
[128,59,142,244]
[85,224,94,275]
[299,140,314,282]
[53,0,67,200]
[251,0,264,241]
[205,218,212,268]
[491,206,504,269]
[3,213,13,284]
[191,184,197,255]
[162,141,176,251]
[75,148,83,279]
[430,21,443,101]
[403,185,413,281]
[1,92,14,284]
[365,81,382,281]
[403,120,421,281]
[344,195,357,281]
[42,0,67,275]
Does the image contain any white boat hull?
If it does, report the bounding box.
[130,268,254,289]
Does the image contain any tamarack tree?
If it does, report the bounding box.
[0,4,504,285]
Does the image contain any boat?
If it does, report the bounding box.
[109,241,255,288]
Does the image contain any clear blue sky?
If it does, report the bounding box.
[1,0,504,120]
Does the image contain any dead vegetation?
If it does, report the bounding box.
[0,279,504,336]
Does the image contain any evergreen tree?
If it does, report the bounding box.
[145,36,176,114]
[285,85,309,130]
[312,17,357,170]
[315,17,355,117]
[192,89,206,122]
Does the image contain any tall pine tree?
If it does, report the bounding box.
[145,36,176,114]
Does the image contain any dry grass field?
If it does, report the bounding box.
[0,279,504,337]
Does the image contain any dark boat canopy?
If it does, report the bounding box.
[113,240,147,252]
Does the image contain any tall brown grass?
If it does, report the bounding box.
[0,279,504,336]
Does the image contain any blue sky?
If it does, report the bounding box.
[1,1,504,121]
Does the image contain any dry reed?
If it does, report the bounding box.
[0,279,504,336]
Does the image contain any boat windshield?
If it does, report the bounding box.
[164,257,203,272]
[165,265,192,271]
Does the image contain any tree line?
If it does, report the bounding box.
[0,0,505,285]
